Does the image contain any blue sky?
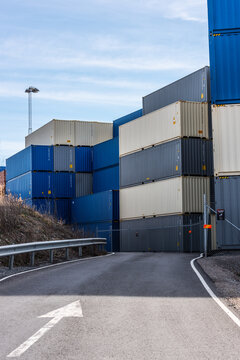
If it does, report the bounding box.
[0,0,209,165]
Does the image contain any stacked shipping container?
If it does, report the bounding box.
[119,101,211,252]
[208,0,240,249]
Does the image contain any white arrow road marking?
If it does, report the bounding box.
[7,300,83,358]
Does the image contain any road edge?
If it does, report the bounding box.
[0,253,115,284]
[191,254,240,328]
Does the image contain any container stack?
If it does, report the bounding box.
[6,119,112,223]
[119,100,212,252]
[208,0,240,249]
[0,166,6,197]
[71,110,142,251]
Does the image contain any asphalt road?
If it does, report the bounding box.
[0,253,240,359]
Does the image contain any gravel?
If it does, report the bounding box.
[198,251,240,313]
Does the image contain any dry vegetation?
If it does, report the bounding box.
[0,196,103,267]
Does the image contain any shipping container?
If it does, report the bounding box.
[209,32,240,104]
[75,147,92,172]
[25,119,113,147]
[75,173,92,197]
[215,176,240,249]
[71,190,119,224]
[93,165,119,193]
[78,221,119,252]
[120,177,210,220]
[6,145,53,181]
[6,172,52,199]
[93,137,119,171]
[0,166,6,171]
[52,173,75,198]
[26,198,71,223]
[208,0,240,33]
[142,67,210,115]
[0,170,6,186]
[120,138,213,188]
[212,104,240,176]
[54,146,75,172]
[120,215,204,252]
[119,101,209,157]
[113,109,142,137]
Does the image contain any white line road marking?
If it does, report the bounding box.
[7,300,83,358]
[0,253,115,284]
[191,254,240,328]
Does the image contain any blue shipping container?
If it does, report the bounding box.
[26,198,71,224]
[75,147,92,172]
[208,0,240,33]
[71,190,119,224]
[6,145,53,181]
[6,172,75,199]
[0,166,6,171]
[93,138,119,171]
[93,165,119,193]
[209,32,240,104]
[6,172,52,199]
[113,109,142,137]
[78,221,119,252]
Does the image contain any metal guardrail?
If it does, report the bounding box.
[0,238,107,270]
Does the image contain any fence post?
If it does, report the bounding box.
[65,248,69,260]
[30,252,35,267]
[203,194,208,257]
[49,250,54,263]
[9,255,14,270]
[78,247,82,257]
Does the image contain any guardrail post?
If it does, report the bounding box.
[65,248,69,260]
[78,247,82,257]
[49,250,54,263]
[30,252,35,267]
[9,255,14,270]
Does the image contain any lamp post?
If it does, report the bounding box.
[25,87,39,135]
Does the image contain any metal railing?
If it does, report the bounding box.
[0,238,107,270]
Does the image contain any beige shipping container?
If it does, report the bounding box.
[119,101,209,156]
[120,176,210,220]
[25,120,113,147]
[212,104,240,176]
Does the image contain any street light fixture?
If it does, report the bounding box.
[25,86,39,135]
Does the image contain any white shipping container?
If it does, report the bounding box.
[212,104,240,176]
[25,120,113,147]
[120,176,210,220]
[119,101,209,156]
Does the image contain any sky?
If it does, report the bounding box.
[0,0,209,165]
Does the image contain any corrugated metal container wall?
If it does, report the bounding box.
[75,173,92,197]
[71,190,119,224]
[119,101,209,157]
[6,172,52,199]
[26,199,53,215]
[52,173,75,198]
[0,166,6,171]
[53,146,75,172]
[113,109,143,137]
[209,32,240,104]
[75,147,92,172]
[93,137,119,171]
[92,122,113,145]
[142,67,210,115]
[208,0,240,32]
[120,177,210,220]
[212,105,240,176]
[25,120,113,147]
[26,199,71,224]
[6,146,53,181]
[120,139,213,188]
[93,165,119,193]
[215,177,240,249]
[78,221,119,252]
[120,215,203,252]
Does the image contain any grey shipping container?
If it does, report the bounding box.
[54,146,75,172]
[215,176,240,249]
[75,173,93,197]
[143,67,210,115]
[120,138,213,188]
[120,215,204,252]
